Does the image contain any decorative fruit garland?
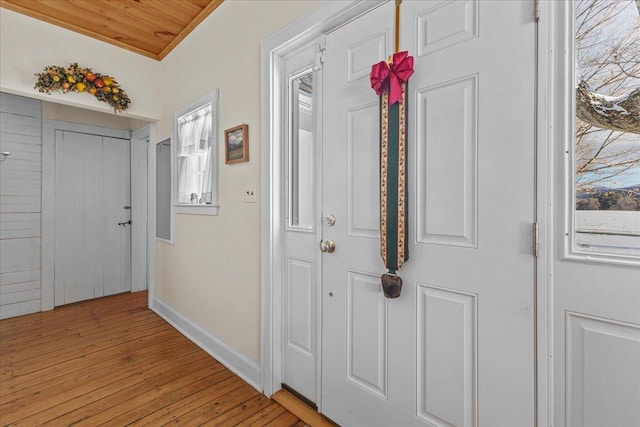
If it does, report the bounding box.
[34,63,131,112]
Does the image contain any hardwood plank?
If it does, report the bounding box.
[201,394,275,426]
[263,410,304,427]
[238,401,288,426]
[165,383,261,426]
[0,309,162,353]
[272,389,338,427]
[4,342,212,425]
[0,318,169,374]
[128,376,245,426]
[1,333,195,402]
[65,360,227,426]
[94,367,236,426]
[0,292,305,426]
[0,307,161,352]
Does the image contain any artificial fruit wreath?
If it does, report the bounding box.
[34,63,131,113]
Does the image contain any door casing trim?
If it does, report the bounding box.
[131,124,156,299]
[42,120,148,309]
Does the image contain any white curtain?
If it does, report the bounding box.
[177,106,212,204]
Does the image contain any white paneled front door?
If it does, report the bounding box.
[54,130,131,305]
[321,1,536,425]
[282,41,321,404]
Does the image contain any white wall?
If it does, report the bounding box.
[0,8,160,121]
[155,0,322,363]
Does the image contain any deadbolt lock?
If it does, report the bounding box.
[325,214,336,226]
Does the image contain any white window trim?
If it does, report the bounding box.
[173,89,220,216]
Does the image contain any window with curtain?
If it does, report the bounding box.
[174,90,219,215]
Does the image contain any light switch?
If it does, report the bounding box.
[244,184,257,203]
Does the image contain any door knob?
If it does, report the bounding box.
[320,240,336,253]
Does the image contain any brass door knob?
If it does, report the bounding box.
[320,240,336,253]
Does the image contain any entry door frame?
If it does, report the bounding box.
[259,0,386,403]
[42,120,136,309]
[261,1,551,422]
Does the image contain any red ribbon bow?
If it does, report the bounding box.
[370,51,414,105]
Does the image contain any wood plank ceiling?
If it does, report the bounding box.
[0,0,224,60]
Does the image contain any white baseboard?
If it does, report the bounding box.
[150,296,262,391]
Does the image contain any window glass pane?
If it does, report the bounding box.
[177,104,213,205]
[156,139,171,240]
[289,71,314,229]
[574,0,640,256]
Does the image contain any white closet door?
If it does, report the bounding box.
[54,131,130,305]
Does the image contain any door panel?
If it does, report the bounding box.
[348,102,380,238]
[565,313,640,427]
[416,284,477,427]
[322,1,536,425]
[55,131,104,304]
[416,75,477,247]
[346,270,387,399]
[287,258,314,357]
[554,224,640,426]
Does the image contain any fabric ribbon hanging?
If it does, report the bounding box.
[369,0,414,298]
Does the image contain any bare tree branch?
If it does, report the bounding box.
[576,81,640,134]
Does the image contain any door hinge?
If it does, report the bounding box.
[533,0,540,21]
[532,222,539,257]
[314,35,326,71]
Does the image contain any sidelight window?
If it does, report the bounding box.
[571,0,640,259]
[287,70,315,230]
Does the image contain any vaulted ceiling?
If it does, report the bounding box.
[0,0,224,60]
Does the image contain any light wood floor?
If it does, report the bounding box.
[0,291,306,426]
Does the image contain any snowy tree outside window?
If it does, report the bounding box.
[574,0,640,256]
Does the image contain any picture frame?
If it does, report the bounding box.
[224,124,249,164]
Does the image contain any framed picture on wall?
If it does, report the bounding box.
[224,124,249,164]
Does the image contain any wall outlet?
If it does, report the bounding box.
[244,184,257,203]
